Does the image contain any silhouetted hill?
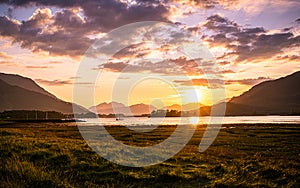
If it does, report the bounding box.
[0,73,55,98]
[227,71,300,115]
[0,73,88,114]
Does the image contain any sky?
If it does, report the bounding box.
[0,0,299,108]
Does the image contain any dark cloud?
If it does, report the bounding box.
[0,0,170,57]
[202,14,300,63]
[204,14,239,34]
[6,7,13,18]
[111,43,152,59]
[0,16,19,36]
[276,54,300,61]
[174,76,270,89]
[0,9,94,57]
[102,60,185,75]
[1,0,169,32]
[177,0,300,13]
[172,0,217,9]
[234,33,300,62]
[100,56,211,76]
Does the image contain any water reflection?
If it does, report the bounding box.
[78,116,300,126]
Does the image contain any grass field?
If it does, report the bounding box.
[1,122,299,187]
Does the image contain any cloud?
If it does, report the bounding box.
[0,60,18,66]
[275,54,300,61]
[221,69,235,74]
[174,76,270,88]
[48,61,63,64]
[0,0,170,57]
[0,9,93,58]
[217,61,231,66]
[234,33,300,62]
[204,14,239,34]
[1,1,170,28]
[180,0,300,15]
[69,76,81,79]
[100,56,212,76]
[25,65,52,69]
[202,14,300,63]
[225,77,271,85]
[0,52,12,60]
[174,78,224,89]
[111,43,152,60]
[35,77,98,86]
[35,78,72,86]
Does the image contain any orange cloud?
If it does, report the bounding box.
[0,52,12,60]
[25,65,53,69]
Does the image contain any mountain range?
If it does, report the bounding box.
[0,71,299,115]
[0,73,88,114]
[89,102,156,115]
[203,71,300,116]
[89,102,202,116]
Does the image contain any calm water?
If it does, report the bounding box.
[78,116,300,126]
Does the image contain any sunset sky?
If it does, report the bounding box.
[0,0,299,108]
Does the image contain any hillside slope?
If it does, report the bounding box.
[0,73,88,114]
[228,71,300,115]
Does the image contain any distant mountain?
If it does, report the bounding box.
[130,103,156,115]
[166,103,203,111]
[89,102,127,115]
[89,102,155,116]
[0,73,88,114]
[90,101,203,116]
[91,71,300,116]
[166,104,181,111]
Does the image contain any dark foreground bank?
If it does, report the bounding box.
[0,123,299,187]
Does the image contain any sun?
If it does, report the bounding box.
[182,88,202,104]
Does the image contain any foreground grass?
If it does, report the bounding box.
[0,122,299,187]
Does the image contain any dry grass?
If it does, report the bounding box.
[1,122,299,187]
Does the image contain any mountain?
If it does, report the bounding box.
[0,73,55,98]
[215,71,300,115]
[0,73,88,114]
[91,71,300,116]
[89,102,127,115]
[129,103,155,115]
[198,71,300,116]
[89,102,155,116]
[166,103,203,111]
[90,101,201,116]
[166,104,181,111]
